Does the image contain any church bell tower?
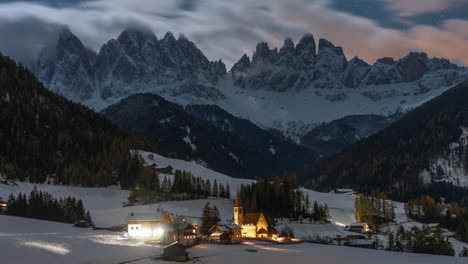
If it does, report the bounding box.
[234,191,244,226]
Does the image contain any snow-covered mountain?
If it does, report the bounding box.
[32,28,468,141]
[33,28,226,108]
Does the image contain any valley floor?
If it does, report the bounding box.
[1,215,466,264]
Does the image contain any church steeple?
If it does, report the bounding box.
[234,191,244,226]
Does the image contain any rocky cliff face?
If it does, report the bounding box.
[231,34,462,92]
[33,28,227,107]
[34,28,96,101]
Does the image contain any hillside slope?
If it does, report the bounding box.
[102,94,315,180]
[304,80,468,201]
[0,55,150,187]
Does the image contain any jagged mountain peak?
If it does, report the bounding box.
[297,33,316,48]
[117,27,158,44]
[317,38,346,58]
[318,38,335,50]
[230,53,251,74]
[375,57,396,65]
[349,56,369,66]
[162,31,177,43]
[281,38,295,49]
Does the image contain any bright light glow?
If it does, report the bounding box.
[334,222,346,227]
[154,228,164,237]
[21,240,70,255]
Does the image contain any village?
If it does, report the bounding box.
[0,151,466,263]
[111,187,449,262]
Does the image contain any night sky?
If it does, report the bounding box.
[0,0,467,66]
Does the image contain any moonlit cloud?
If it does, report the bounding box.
[0,0,467,68]
[382,0,468,17]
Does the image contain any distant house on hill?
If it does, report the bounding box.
[0,201,7,210]
[233,192,270,238]
[155,165,174,174]
[333,189,361,196]
[126,210,174,238]
[209,224,243,244]
[428,223,441,232]
[144,163,174,175]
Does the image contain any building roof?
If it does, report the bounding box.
[225,224,242,230]
[244,213,262,225]
[184,223,197,230]
[210,232,223,237]
[164,241,187,250]
[257,228,268,234]
[350,222,367,227]
[126,212,162,222]
[336,189,354,192]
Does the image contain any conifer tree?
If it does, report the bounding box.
[200,202,214,235]
[212,180,218,197]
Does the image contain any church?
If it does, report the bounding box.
[233,192,269,238]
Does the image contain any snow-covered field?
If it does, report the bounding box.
[140,150,254,199]
[0,181,130,211]
[3,215,466,264]
[139,242,467,264]
[0,215,161,264]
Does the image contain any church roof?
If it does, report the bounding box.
[244,213,262,225]
[234,191,243,207]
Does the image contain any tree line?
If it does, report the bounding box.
[386,225,454,256]
[238,172,330,223]
[2,187,93,226]
[355,191,396,228]
[405,196,468,242]
[128,169,231,204]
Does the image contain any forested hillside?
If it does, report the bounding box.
[0,55,151,188]
[304,80,468,203]
[102,93,315,180]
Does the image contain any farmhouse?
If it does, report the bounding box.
[234,192,269,238]
[428,223,442,232]
[209,224,243,244]
[126,210,174,238]
[346,222,372,233]
[179,223,198,246]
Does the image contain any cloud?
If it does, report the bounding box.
[0,0,467,69]
[382,0,468,17]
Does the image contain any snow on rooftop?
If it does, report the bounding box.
[125,212,163,222]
